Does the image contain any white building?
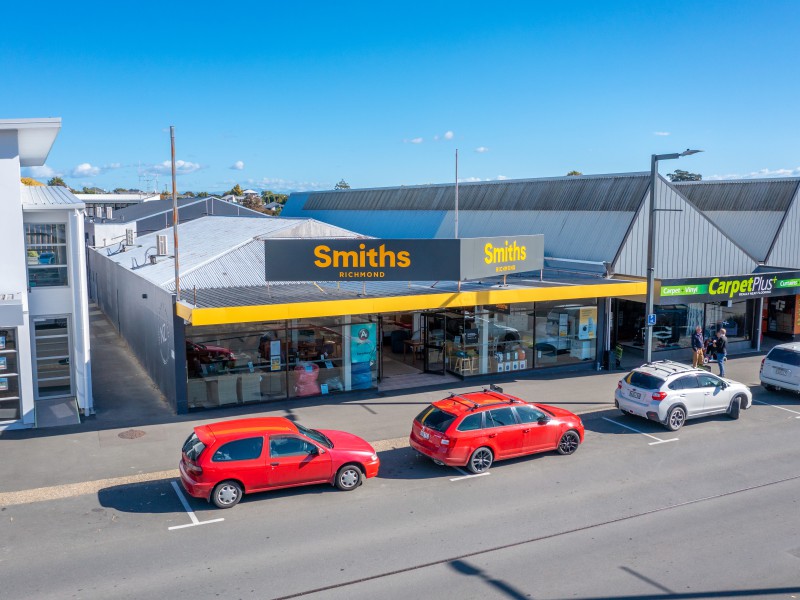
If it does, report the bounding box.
[0,118,92,429]
[75,192,160,219]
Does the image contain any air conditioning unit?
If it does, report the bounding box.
[156,234,168,256]
[125,229,135,246]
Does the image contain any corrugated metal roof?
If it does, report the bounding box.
[107,197,266,222]
[767,187,800,267]
[188,275,633,309]
[98,215,365,289]
[673,178,800,211]
[701,211,784,260]
[21,185,84,208]
[293,173,650,212]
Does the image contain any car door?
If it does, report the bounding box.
[268,434,332,488]
[668,375,704,416]
[208,436,267,491]
[484,407,524,458]
[515,404,560,453]
[697,373,728,412]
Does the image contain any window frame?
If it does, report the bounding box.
[211,436,265,462]
[25,223,69,288]
[269,434,319,458]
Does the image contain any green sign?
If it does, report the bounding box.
[659,271,800,303]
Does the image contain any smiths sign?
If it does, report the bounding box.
[460,235,544,280]
[658,271,800,304]
[264,239,460,281]
[264,235,544,282]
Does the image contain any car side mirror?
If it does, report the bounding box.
[538,416,551,425]
[314,447,325,455]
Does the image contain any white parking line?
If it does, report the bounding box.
[602,417,679,445]
[753,399,800,418]
[168,481,225,531]
[450,466,491,481]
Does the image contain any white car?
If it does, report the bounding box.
[615,360,752,431]
[760,343,800,393]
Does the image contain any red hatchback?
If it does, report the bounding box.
[409,385,584,473]
[179,417,380,508]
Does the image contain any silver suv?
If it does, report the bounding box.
[615,360,752,431]
[760,343,800,393]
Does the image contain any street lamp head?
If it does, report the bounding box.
[680,149,703,157]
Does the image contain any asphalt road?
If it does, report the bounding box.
[3,386,800,600]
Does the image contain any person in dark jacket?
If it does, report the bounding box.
[715,329,728,377]
[691,326,704,368]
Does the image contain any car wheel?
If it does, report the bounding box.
[211,480,243,509]
[665,406,686,431]
[467,447,493,474]
[557,430,581,455]
[728,395,742,420]
[335,464,363,491]
[762,383,776,391]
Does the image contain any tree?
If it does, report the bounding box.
[21,177,44,186]
[183,191,195,197]
[242,194,265,212]
[667,169,702,182]
[48,176,67,187]
[226,184,244,196]
[262,190,288,205]
[334,179,351,190]
[197,191,209,198]
[566,170,583,176]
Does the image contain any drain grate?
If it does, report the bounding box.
[118,428,146,439]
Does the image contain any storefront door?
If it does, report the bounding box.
[422,312,445,375]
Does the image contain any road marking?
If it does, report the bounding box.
[753,399,800,418]
[168,481,224,530]
[450,466,491,481]
[602,417,679,445]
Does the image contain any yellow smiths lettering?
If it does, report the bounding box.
[313,243,411,277]
[484,240,527,273]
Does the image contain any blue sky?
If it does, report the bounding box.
[4,1,799,193]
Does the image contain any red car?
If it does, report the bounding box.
[186,340,235,365]
[409,385,584,473]
[179,417,380,508]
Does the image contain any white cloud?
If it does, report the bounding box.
[458,175,509,183]
[707,166,800,180]
[444,130,454,140]
[146,160,202,175]
[22,165,60,179]
[496,175,508,180]
[653,131,671,136]
[246,177,331,193]
[71,163,101,178]
[475,146,489,153]
[409,137,424,144]
[106,162,122,170]
[230,160,245,171]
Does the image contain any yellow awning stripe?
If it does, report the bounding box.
[176,281,646,325]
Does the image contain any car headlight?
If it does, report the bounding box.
[370,453,378,462]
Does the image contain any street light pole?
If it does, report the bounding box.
[644,149,702,364]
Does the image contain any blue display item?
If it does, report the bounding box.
[350,360,374,390]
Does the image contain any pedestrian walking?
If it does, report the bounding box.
[691,326,704,368]
[716,328,728,377]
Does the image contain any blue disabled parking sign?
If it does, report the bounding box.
[647,313,657,326]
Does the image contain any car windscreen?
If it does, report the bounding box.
[625,371,665,390]
[415,406,457,433]
[295,422,333,448]
[767,348,800,367]
[182,432,206,461]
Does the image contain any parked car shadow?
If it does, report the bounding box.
[375,446,454,481]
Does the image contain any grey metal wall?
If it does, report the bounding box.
[614,178,758,279]
[87,249,183,412]
[767,186,800,268]
[135,199,266,236]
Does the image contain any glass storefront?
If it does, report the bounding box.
[435,299,598,377]
[614,299,752,351]
[0,328,20,421]
[185,315,379,409]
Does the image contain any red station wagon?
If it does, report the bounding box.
[179,417,380,508]
[410,386,584,473]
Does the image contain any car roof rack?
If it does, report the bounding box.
[448,393,480,409]
[478,384,522,407]
[640,360,695,375]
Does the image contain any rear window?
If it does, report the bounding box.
[416,406,457,433]
[182,432,206,461]
[767,348,800,367]
[625,371,665,390]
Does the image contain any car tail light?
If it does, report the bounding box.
[651,392,668,401]
[760,358,765,373]
[185,461,203,476]
[617,382,622,390]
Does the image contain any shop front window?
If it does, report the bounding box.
[705,301,750,343]
[25,223,68,288]
[533,300,598,366]
[0,328,20,421]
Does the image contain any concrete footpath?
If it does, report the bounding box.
[0,307,773,498]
